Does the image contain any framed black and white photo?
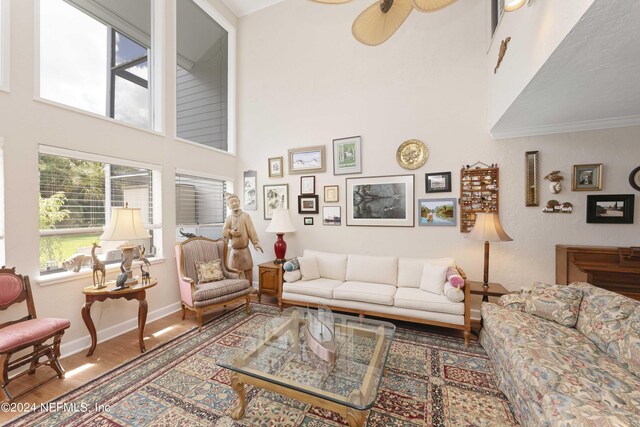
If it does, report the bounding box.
[298,195,319,214]
[587,194,634,224]
[572,164,602,191]
[323,206,341,226]
[263,184,288,220]
[333,136,362,175]
[304,217,314,226]
[417,198,457,226]
[346,175,414,227]
[288,146,325,174]
[324,185,339,203]
[300,176,315,195]
[425,172,452,193]
[243,170,257,211]
[268,157,283,178]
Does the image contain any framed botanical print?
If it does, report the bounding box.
[298,195,319,214]
[333,136,362,175]
[346,175,415,227]
[572,164,602,191]
[263,184,288,220]
[268,157,283,178]
[425,172,452,193]
[324,185,339,202]
[288,146,325,174]
[300,176,315,195]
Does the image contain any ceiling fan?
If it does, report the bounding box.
[311,0,457,46]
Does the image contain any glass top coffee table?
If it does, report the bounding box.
[217,307,395,426]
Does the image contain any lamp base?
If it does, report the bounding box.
[273,233,287,264]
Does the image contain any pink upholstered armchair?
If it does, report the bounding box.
[0,267,70,401]
[175,237,252,331]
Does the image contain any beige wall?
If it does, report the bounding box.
[237,0,640,296]
[0,0,237,352]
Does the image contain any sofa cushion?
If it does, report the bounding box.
[525,282,583,327]
[194,279,250,301]
[333,281,396,306]
[419,262,448,295]
[298,256,320,281]
[345,254,397,286]
[542,392,640,427]
[283,278,343,299]
[397,257,455,288]
[394,288,464,315]
[303,250,348,281]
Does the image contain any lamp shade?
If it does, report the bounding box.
[265,209,296,234]
[504,0,526,12]
[100,207,151,241]
[466,213,512,242]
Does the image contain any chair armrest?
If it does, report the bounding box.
[178,275,196,306]
[224,268,242,280]
[455,266,467,280]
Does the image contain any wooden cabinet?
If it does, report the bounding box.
[258,261,283,309]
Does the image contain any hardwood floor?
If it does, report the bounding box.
[0,295,479,425]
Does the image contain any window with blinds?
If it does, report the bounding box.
[175,173,227,241]
[39,150,161,274]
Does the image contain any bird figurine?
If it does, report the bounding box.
[114,259,129,290]
[544,171,564,194]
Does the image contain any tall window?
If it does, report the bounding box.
[176,0,229,151]
[39,148,161,274]
[39,0,152,129]
[175,173,228,240]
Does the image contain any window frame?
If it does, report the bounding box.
[38,145,163,277]
[173,0,236,155]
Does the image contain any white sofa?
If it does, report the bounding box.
[282,249,471,345]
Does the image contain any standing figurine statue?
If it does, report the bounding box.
[139,245,151,284]
[91,242,106,288]
[223,193,263,284]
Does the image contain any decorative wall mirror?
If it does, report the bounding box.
[525,151,539,206]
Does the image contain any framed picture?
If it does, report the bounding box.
[346,175,415,227]
[425,172,452,193]
[243,170,257,211]
[288,146,325,174]
[304,217,314,226]
[323,206,341,226]
[587,194,634,224]
[298,195,319,214]
[417,198,457,226]
[324,185,339,203]
[263,184,288,220]
[300,176,315,195]
[572,163,602,191]
[268,157,283,178]
[333,136,362,175]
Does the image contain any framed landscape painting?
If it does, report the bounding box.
[425,172,452,193]
[323,206,341,226]
[418,198,457,226]
[333,136,362,175]
[263,184,289,220]
[298,195,319,214]
[288,146,325,174]
[586,194,634,224]
[346,175,414,227]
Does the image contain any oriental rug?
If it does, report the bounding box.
[9,304,517,426]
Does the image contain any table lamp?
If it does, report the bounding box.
[265,208,296,263]
[466,212,512,287]
[100,204,151,289]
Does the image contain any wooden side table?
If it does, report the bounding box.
[81,279,157,357]
[258,261,283,309]
[469,281,510,302]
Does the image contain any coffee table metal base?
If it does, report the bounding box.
[230,372,366,426]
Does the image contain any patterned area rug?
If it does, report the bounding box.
[9,304,517,426]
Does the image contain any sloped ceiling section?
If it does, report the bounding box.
[219,0,284,17]
[491,0,640,139]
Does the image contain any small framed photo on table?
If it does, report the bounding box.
[298,195,319,214]
[425,172,452,193]
[300,176,315,195]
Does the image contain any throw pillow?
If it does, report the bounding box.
[525,282,583,327]
[419,262,449,295]
[283,270,302,283]
[444,282,464,302]
[283,257,300,272]
[195,260,224,284]
[298,256,320,281]
[446,267,465,289]
[498,293,528,312]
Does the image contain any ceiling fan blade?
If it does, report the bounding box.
[352,0,414,46]
[310,0,353,3]
[412,0,457,12]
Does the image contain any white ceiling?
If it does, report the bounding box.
[219,0,284,17]
[491,0,640,138]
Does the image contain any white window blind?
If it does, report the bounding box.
[175,173,227,240]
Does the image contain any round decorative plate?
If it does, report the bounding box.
[630,166,640,191]
[396,139,428,170]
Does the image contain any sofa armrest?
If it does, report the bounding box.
[497,293,528,312]
[284,270,302,283]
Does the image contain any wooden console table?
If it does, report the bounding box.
[556,245,640,300]
[81,279,157,357]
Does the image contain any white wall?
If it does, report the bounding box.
[0,0,237,352]
[237,0,640,292]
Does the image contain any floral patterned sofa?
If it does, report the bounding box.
[480,282,640,427]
